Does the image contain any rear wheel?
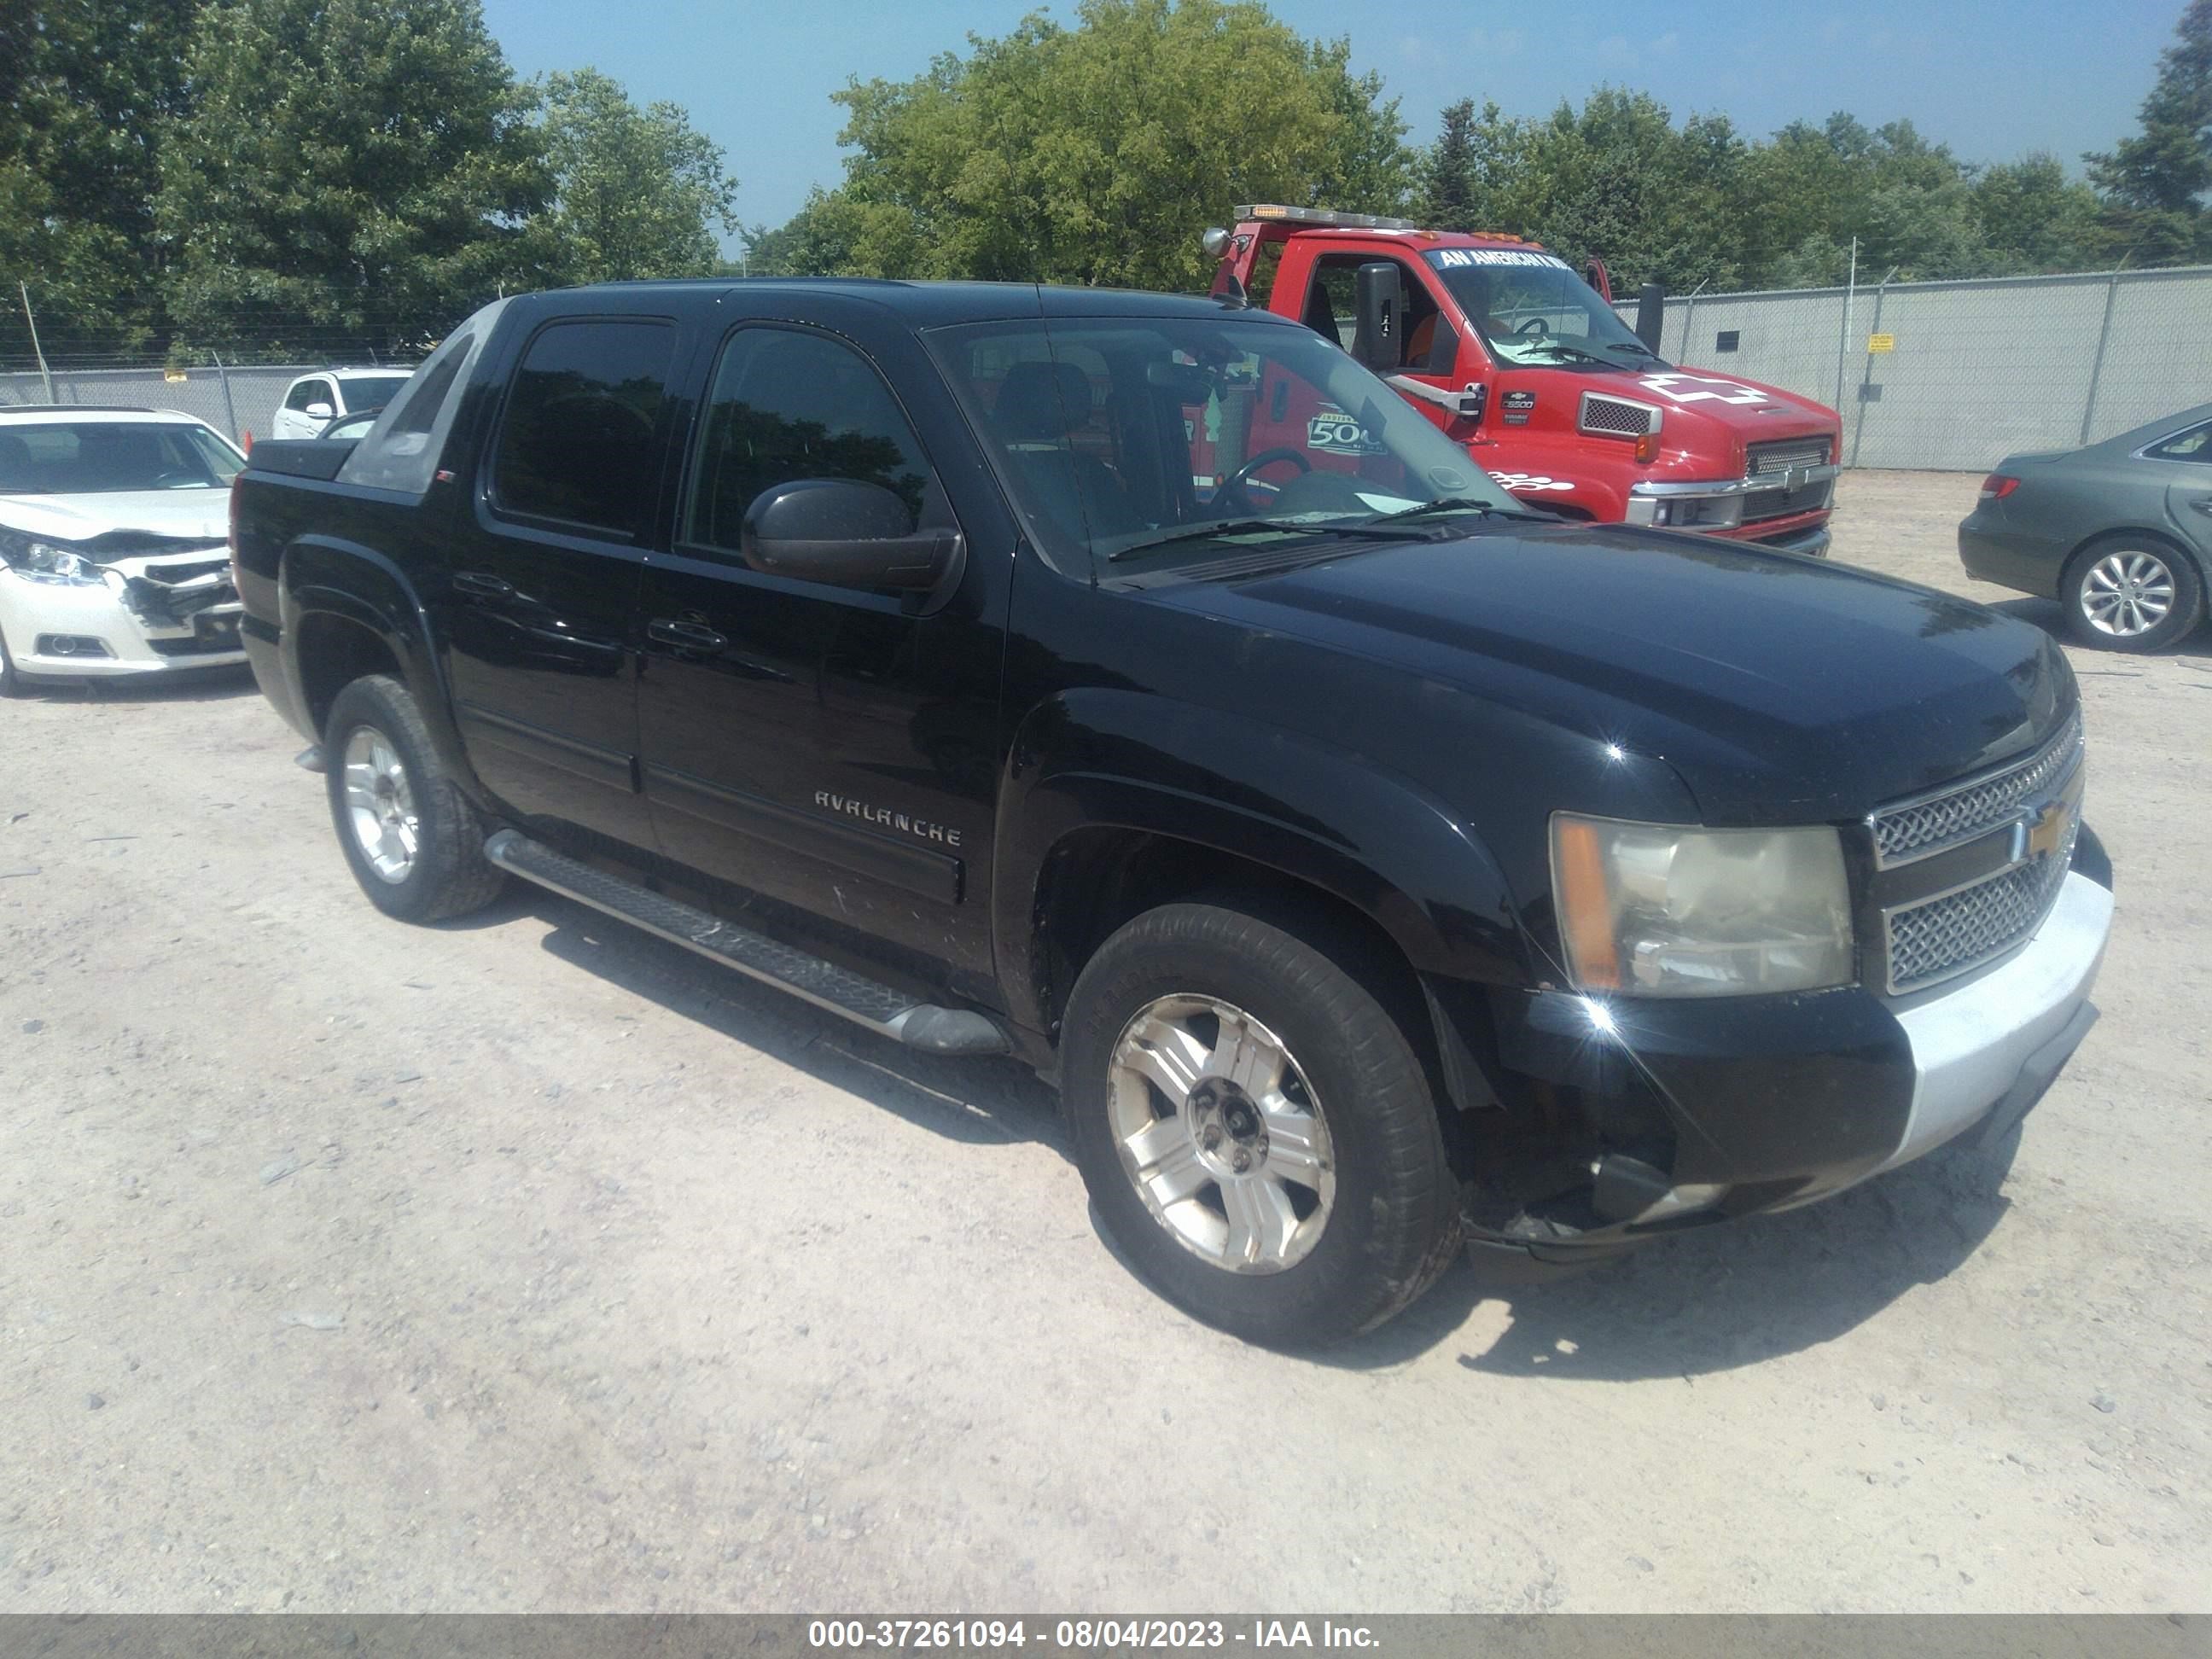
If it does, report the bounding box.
[1062,902,1461,1348]
[2062,533,2204,651]
[323,674,504,923]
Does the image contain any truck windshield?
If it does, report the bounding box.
[928,315,1522,576]
[1424,251,1665,372]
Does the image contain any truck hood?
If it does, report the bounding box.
[1145,523,2073,824]
[0,489,231,547]
[1615,365,1838,462]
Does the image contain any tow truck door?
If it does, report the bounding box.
[1260,243,1479,473]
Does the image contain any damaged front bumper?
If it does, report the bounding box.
[1467,825,2113,1270]
[0,549,247,678]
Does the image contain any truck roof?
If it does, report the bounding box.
[1231,203,1551,256]
[502,277,1309,330]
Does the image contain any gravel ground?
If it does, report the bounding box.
[2,469,2208,1614]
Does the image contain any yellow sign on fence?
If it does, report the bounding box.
[162,367,188,382]
[1867,333,1896,353]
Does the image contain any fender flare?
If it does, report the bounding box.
[992,688,1528,1033]
[279,535,476,789]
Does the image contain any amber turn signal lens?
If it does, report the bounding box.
[1551,816,1623,991]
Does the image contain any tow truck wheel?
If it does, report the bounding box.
[323,674,505,923]
[1062,901,1462,1348]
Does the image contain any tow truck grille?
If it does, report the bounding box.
[1747,439,1831,475]
[1740,438,1837,523]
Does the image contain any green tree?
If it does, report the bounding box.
[154,0,550,361]
[537,68,739,284]
[0,1,199,363]
[1972,154,2104,271]
[756,0,1412,288]
[1418,99,1478,229]
[2087,0,2212,263]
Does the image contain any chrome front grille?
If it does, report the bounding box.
[1871,712,2087,993]
[1885,818,2078,992]
[1741,439,1836,521]
[1870,712,2083,867]
[1747,439,1831,476]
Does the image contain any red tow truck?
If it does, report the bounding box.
[1204,205,1843,554]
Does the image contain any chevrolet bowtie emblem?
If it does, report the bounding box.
[2024,794,2072,862]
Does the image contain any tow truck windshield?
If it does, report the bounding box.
[932,315,1522,575]
[1424,249,1668,371]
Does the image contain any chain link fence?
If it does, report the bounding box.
[0,358,424,445]
[1621,265,2212,472]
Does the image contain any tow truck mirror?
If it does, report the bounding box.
[741,479,959,592]
[1200,226,1231,259]
[1351,262,1405,371]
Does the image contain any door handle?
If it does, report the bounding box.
[453,570,515,598]
[2190,498,2212,517]
[648,617,728,652]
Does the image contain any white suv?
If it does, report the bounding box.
[270,367,414,439]
[0,407,250,693]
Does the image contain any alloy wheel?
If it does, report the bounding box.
[1105,994,1336,1273]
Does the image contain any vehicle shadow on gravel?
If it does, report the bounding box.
[1341,1124,2025,1378]
[521,894,1066,1150]
[13,666,258,704]
[1988,595,2212,661]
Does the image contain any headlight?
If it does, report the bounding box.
[0,538,107,585]
[1551,813,1854,998]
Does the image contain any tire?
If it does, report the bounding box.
[1062,902,1462,1348]
[2061,533,2205,652]
[0,628,18,698]
[323,674,505,923]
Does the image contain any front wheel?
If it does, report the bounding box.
[1062,903,1462,1348]
[323,674,505,923]
[2062,533,2205,651]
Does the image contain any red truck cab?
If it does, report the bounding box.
[1207,205,1842,554]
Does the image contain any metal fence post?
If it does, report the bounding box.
[1847,273,1892,469]
[2078,268,2126,447]
[211,351,240,445]
[1833,236,1858,414]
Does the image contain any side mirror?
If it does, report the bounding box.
[1351,262,1405,370]
[305,400,335,422]
[741,479,959,591]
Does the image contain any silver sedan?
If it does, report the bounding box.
[1958,402,2212,651]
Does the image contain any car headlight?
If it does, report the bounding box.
[0,538,107,585]
[1551,813,1854,998]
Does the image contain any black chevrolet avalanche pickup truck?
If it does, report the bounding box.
[231,279,2113,1347]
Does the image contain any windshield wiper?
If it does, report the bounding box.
[1104,516,1437,562]
[1604,341,1665,361]
[1518,341,1610,365]
[1369,497,1557,527]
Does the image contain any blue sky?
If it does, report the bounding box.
[480,0,2184,246]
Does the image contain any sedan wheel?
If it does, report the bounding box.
[2079,549,2175,638]
[2063,534,2205,652]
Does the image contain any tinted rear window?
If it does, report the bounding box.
[490,319,677,538]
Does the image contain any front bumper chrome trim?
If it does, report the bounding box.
[1878,869,2112,1173]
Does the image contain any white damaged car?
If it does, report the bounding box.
[0,406,248,695]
